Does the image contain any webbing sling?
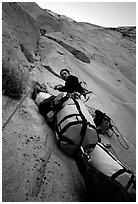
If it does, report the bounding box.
[58,113,81,127]
[54,94,69,115]
[71,98,89,149]
[125,174,135,191]
[72,99,98,149]
[111,169,126,180]
[59,120,87,135]
[58,135,77,145]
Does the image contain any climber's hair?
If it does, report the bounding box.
[60,69,70,76]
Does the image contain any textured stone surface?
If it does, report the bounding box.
[2,2,136,202]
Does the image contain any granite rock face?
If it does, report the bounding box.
[2,2,136,202]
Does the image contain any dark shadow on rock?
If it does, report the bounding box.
[46,36,90,63]
[42,65,61,79]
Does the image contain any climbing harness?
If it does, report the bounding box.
[67,91,92,103]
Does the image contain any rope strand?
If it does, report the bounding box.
[111,119,130,150]
[2,87,32,131]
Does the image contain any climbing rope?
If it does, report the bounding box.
[2,86,33,131]
[110,119,130,150]
[102,143,118,159]
[85,105,96,117]
[2,58,49,131]
[83,91,93,103]
[105,90,136,105]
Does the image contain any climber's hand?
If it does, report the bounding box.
[54,84,63,90]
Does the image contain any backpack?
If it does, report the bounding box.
[94,109,112,134]
[76,143,136,201]
[55,97,100,156]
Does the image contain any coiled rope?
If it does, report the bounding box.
[86,104,130,150]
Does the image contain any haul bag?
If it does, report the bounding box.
[56,98,99,156]
[88,143,135,193]
[84,162,135,202]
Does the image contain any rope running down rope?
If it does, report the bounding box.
[2,87,33,131]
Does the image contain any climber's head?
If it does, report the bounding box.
[60,69,70,81]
